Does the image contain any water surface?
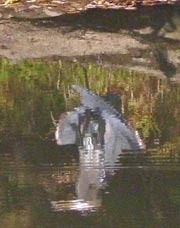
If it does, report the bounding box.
[0,58,179,228]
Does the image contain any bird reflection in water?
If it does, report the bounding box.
[52,85,144,212]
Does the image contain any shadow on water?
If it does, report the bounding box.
[15,5,180,79]
[153,44,176,78]
[28,5,179,36]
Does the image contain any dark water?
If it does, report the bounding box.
[0,59,180,228]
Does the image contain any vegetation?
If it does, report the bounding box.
[0,58,179,156]
[0,57,179,228]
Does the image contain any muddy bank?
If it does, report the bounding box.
[0,6,180,80]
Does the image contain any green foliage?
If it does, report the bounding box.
[0,58,179,154]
